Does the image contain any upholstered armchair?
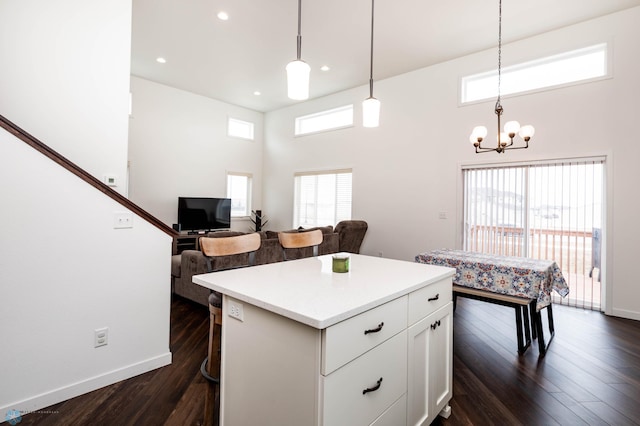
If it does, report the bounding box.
[334,220,368,254]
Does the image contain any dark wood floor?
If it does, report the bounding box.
[20,296,640,425]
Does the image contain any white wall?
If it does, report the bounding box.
[0,0,173,416]
[0,0,131,196]
[263,7,640,320]
[128,77,264,231]
[0,132,171,415]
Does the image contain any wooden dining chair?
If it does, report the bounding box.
[199,232,261,426]
[278,229,323,260]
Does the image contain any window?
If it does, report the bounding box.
[228,117,255,140]
[461,43,608,104]
[294,105,354,136]
[227,173,252,217]
[462,158,605,310]
[293,169,352,228]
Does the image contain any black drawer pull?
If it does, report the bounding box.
[430,320,441,330]
[364,322,384,335]
[427,293,440,302]
[362,377,383,395]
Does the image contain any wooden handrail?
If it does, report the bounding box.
[0,114,177,237]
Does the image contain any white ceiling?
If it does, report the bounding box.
[131,0,640,112]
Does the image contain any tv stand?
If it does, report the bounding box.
[173,234,200,254]
[172,229,232,254]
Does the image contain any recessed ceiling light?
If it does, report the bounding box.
[253,91,261,96]
[156,57,167,64]
[320,65,330,71]
[217,11,229,20]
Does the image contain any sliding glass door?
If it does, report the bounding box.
[462,158,605,310]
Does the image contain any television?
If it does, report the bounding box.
[178,197,231,232]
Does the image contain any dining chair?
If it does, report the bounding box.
[199,232,261,426]
[278,229,323,260]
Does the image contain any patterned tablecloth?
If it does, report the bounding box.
[415,249,569,310]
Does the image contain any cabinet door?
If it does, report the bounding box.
[406,302,453,426]
[428,302,453,417]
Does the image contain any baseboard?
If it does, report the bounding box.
[1,352,172,422]
[609,307,640,321]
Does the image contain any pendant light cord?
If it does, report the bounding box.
[369,0,375,98]
[296,0,303,60]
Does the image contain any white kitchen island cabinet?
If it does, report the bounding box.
[193,253,455,426]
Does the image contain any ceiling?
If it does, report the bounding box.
[131,0,640,112]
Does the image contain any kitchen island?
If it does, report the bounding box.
[193,253,455,426]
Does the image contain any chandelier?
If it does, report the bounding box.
[469,0,534,154]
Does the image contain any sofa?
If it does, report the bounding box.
[171,221,367,306]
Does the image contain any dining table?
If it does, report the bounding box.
[415,249,570,355]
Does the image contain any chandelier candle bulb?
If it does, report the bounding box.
[504,120,520,137]
[519,125,535,141]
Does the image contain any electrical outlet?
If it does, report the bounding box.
[228,301,244,321]
[94,327,108,348]
[113,211,133,229]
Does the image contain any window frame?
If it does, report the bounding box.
[226,172,253,218]
[293,168,353,228]
[227,117,255,141]
[294,105,354,137]
[460,43,610,105]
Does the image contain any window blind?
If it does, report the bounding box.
[293,170,352,228]
[463,158,605,310]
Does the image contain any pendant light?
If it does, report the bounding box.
[362,0,380,127]
[286,0,310,100]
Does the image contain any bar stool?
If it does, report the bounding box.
[199,232,261,426]
[278,229,323,260]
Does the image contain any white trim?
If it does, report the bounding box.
[0,352,171,418]
[294,104,354,137]
[227,172,253,218]
[460,155,607,171]
[460,42,610,105]
[227,117,255,141]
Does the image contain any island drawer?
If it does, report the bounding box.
[321,295,407,375]
[370,394,407,426]
[321,330,408,426]
[407,277,452,326]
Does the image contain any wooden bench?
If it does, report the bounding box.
[453,285,555,356]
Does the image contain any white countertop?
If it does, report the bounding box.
[193,253,455,329]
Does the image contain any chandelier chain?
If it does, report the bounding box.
[496,0,502,110]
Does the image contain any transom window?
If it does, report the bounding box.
[461,43,608,104]
[293,169,352,228]
[228,117,255,140]
[294,105,354,136]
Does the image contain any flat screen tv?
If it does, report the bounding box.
[178,197,231,232]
